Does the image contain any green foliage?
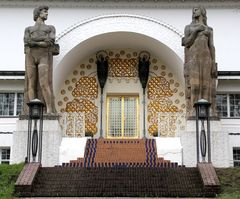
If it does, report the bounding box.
[216,167,240,199]
[0,163,24,199]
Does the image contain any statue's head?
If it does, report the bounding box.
[33,5,49,21]
[192,6,207,25]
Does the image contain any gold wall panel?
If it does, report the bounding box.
[148,77,173,99]
[66,98,98,134]
[147,76,180,136]
[108,58,138,77]
[72,77,98,99]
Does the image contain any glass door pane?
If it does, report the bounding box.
[124,97,138,137]
[107,95,139,138]
[107,97,122,137]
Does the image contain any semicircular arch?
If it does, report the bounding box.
[54,14,184,93]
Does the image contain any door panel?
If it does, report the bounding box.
[107,96,139,138]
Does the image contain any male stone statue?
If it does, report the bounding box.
[23,6,59,114]
[182,6,218,118]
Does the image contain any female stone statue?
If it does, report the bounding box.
[182,6,217,118]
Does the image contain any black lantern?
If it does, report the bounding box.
[194,99,211,163]
[194,99,210,120]
[27,99,44,163]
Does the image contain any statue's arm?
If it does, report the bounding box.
[24,27,38,47]
[44,25,56,46]
[182,24,204,48]
[209,27,215,63]
[209,27,217,78]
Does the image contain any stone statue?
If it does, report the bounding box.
[182,6,218,118]
[23,6,59,114]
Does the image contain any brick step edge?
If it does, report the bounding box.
[15,163,41,195]
[197,163,221,196]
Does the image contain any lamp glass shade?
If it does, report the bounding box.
[31,105,41,119]
[198,105,208,119]
[27,99,44,120]
[194,99,211,120]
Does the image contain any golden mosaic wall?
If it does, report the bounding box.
[147,58,186,137]
[109,58,138,77]
[56,56,99,136]
[56,49,186,137]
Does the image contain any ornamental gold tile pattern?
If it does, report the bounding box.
[72,77,98,99]
[108,58,138,77]
[147,76,180,136]
[66,99,98,134]
[56,49,186,137]
[148,77,173,99]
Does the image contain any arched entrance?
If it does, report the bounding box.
[54,14,185,138]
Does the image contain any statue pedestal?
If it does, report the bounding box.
[180,120,229,167]
[11,115,62,167]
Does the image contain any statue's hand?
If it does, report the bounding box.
[194,24,205,33]
[38,41,49,48]
[27,41,37,47]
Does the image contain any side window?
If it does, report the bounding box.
[17,93,24,115]
[229,94,240,117]
[216,94,240,118]
[0,92,24,116]
[233,147,240,167]
[216,94,228,117]
[0,148,10,164]
[0,93,15,116]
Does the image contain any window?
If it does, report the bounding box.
[216,94,240,118]
[233,147,240,167]
[229,94,240,117]
[0,93,24,116]
[0,148,10,164]
[216,94,228,117]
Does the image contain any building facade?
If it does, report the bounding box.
[0,0,240,167]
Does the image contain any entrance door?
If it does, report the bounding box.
[106,95,139,138]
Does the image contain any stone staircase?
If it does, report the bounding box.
[15,138,221,197]
[63,138,175,168]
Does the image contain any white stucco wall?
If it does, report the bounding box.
[0,133,12,147]
[0,2,240,72]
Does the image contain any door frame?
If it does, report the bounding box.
[106,94,139,139]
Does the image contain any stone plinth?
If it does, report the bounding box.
[11,115,61,167]
[181,120,229,167]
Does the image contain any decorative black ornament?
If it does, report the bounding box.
[138,51,150,92]
[96,50,109,94]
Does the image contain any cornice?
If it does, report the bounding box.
[1,0,240,9]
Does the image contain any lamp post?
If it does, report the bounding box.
[138,51,150,138]
[194,99,211,163]
[96,50,109,138]
[27,99,44,163]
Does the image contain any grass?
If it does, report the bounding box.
[0,163,24,199]
[216,167,240,199]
